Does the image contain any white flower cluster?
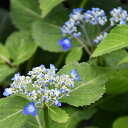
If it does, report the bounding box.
[94,32,108,44]
[3,64,81,106]
[110,7,128,26]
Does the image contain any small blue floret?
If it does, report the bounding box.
[54,99,61,106]
[3,88,13,96]
[58,37,72,51]
[70,69,81,81]
[23,102,37,116]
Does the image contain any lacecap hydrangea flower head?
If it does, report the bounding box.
[3,64,81,116]
[58,7,128,51]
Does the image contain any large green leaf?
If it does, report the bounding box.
[106,69,128,94]
[10,0,41,30]
[91,25,128,58]
[39,0,64,17]
[32,21,63,52]
[66,47,83,64]
[58,62,110,107]
[0,43,10,63]
[5,31,37,65]
[0,96,29,128]
[50,107,96,128]
[104,49,128,70]
[113,116,128,128]
[48,106,69,123]
[0,64,16,82]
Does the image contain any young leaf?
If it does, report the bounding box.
[50,107,96,128]
[113,116,128,128]
[0,96,29,128]
[32,21,63,52]
[58,62,110,107]
[10,0,41,30]
[48,106,69,123]
[5,31,37,65]
[39,0,64,17]
[66,47,83,64]
[91,25,128,58]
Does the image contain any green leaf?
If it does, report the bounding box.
[10,0,41,30]
[113,116,128,128]
[0,64,16,82]
[5,31,37,65]
[50,107,96,128]
[0,9,14,42]
[48,106,69,123]
[91,25,128,58]
[66,47,83,64]
[58,62,110,107]
[104,49,128,70]
[0,43,10,63]
[98,93,128,112]
[32,21,63,52]
[0,96,29,128]
[39,0,64,17]
[106,69,128,94]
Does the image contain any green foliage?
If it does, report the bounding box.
[58,62,110,107]
[91,25,128,58]
[48,106,69,123]
[32,21,63,52]
[106,69,128,94]
[113,116,128,128]
[10,0,41,30]
[50,107,96,128]
[0,64,16,82]
[39,0,64,17]
[0,96,29,128]
[5,31,37,65]
[66,47,83,64]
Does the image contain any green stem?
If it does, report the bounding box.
[36,115,43,128]
[75,37,91,55]
[44,103,50,128]
[55,53,66,68]
[80,0,88,7]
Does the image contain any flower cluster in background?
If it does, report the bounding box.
[3,64,81,109]
[59,7,128,51]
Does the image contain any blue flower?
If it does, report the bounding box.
[70,69,81,81]
[3,88,13,96]
[23,102,37,116]
[11,73,20,81]
[58,37,72,51]
[54,99,61,106]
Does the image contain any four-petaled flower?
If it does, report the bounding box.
[58,37,72,51]
[70,69,82,81]
[23,102,37,116]
[3,88,13,96]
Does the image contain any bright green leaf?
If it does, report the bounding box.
[39,0,64,17]
[5,31,37,65]
[66,47,83,64]
[10,0,41,30]
[91,25,128,58]
[0,96,29,128]
[113,116,128,128]
[58,62,110,107]
[48,106,69,123]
